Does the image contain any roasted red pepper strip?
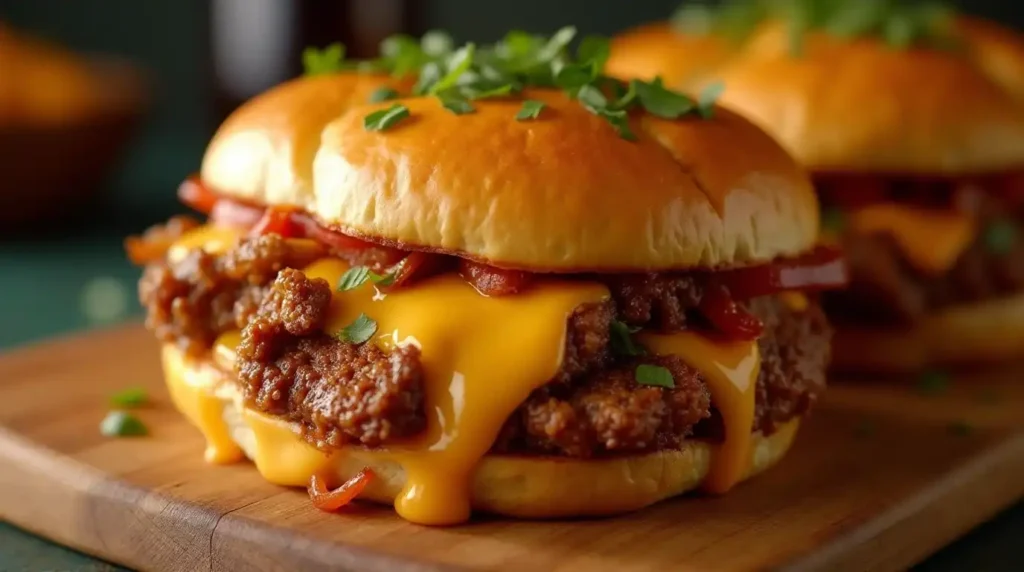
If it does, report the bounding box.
[250,208,301,237]
[176,177,219,214]
[307,469,374,512]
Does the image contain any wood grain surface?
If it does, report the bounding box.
[0,324,1022,572]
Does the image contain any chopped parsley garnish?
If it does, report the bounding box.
[337,313,378,344]
[984,220,1017,255]
[635,364,675,388]
[697,82,725,118]
[302,43,346,76]
[947,420,973,437]
[916,369,950,397]
[363,103,411,131]
[610,320,645,357]
[368,87,400,103]
[304,26,721,138]
[110,387,148,408]
[337,266,398,291]
[516,100,547,121]
[440,94,475,115]
[100,411,148,437]
[671,0,957,55]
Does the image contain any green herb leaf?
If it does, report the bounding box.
[697,81,725,118]
[302,43,346,76]
[516,100,547,121]
[599,108,637,141]
[440,94,475,115]
[337,313,378,344]
[100,411,148,437]
[947,420,973,437]
[917,369,950,397]
[337,266,398,291]
[634,78,696,119]
[577,35,611,70]
[984,220,1017,254]
[368,87,400,103]
[612,80,639,110]
[610,321,645,357]
[364,103,411,131]
[576,84,609,112]
[553,62,598,91]
[421,30,455,57]
[536,26,577,63]
[337,266,372,291]
[635,364,675,388]
[429,43,476,95]
[110,387,147,408]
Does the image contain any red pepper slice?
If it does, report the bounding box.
[176,176,219,214]
[716,246,848,300]
[250,208,300,238]
[307,469,374,512]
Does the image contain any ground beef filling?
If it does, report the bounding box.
[138,231,831,458]
[818,179,1024,326]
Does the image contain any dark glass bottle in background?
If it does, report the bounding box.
[208,0,423,123]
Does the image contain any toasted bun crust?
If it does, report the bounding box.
[956,16,1024,105]
[201,73,413,210]
[605,23,738,90]
[179,357,799,519]
[831,293,1024,373]
[204,80,819,270]
[709,25,1024,174]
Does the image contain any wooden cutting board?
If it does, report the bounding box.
[0,324,1022,572]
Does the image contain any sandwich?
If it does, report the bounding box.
[609,2,1024,372]
[126,28,846,525]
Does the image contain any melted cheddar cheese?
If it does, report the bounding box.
[638,333,760,493]
[848,203,976,275]
[163,224,765,524]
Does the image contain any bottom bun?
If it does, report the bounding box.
[831,292,1024,373]
[167,345,801,519]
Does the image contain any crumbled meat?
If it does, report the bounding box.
[138,234,325,356]
[496,355,711,457]
[602,273,704,331]
[125,215,201,264]
[236,269,426,447]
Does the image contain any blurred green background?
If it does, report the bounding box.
[1,0,1023,570]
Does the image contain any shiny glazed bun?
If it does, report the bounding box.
[605,23,739,90]
[204,83,819,271]
[160,345,800,519]
[712,24,1024,174]
[831,293,1024,372]
[955,16,1024,105]
[201,73,413,209]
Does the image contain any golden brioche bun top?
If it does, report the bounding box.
[203,74,819,271]
[608,17,1024,175]
[201,72,413,206]
[955,16,1024,106]
[605,23,739,90]
[709,23,1024,174]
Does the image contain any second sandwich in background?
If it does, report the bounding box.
[610,1,1024,373]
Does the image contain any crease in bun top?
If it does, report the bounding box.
[126,26,847,525]
[610,1,1024,372]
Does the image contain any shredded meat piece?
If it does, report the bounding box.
[602,273,705,331]
[235,269,426,447]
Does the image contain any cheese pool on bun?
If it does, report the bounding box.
[609,2,1024,372]
[127,28,846,525]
